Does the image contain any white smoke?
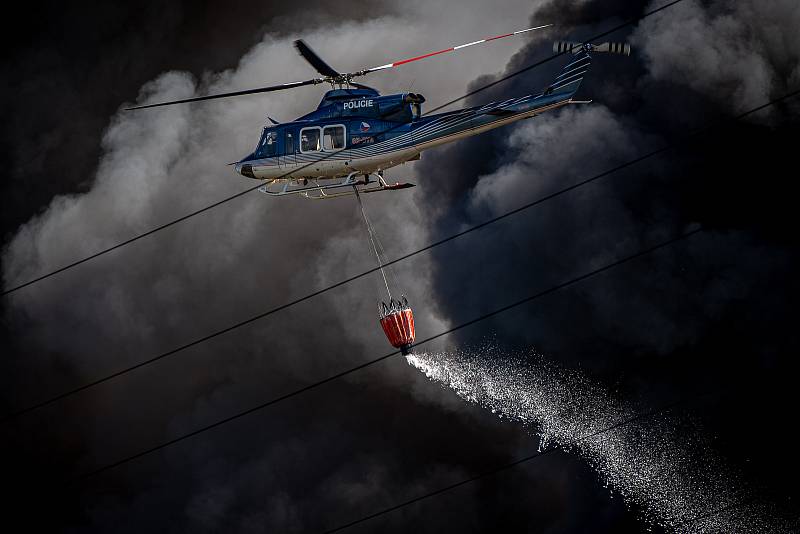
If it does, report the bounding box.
[632,0,800,113]
[1,0,539,380]
[0,2,546,528]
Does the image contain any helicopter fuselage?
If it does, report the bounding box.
[234,86,578,182]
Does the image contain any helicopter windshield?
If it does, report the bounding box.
[255,128,278,158]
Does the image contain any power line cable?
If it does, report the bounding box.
[3,87,796,422]
[1,0,687,297]
[320,397,693,533]
[73,227,701,481]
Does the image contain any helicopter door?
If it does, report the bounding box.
[283,130,296,167]
[321,124,347,172]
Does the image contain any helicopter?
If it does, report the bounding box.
[126,26,631,353]
[127,27,630,200]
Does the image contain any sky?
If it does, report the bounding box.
[1,0,799,532]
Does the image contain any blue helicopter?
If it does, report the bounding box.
[128,27,630,199]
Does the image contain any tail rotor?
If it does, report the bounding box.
[553,41,631,56]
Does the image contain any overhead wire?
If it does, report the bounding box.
[3,88,797,423]
[1,0,687,297]
[74,226,702,481]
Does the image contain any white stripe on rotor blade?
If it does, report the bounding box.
[514,24,553,34]
[454,40,486,50]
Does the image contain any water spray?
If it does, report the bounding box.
[406,344,792,533]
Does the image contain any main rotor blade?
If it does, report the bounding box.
[359,24,553,75]
[125,78,321,110]
[294,39,340,78]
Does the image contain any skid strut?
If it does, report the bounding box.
[258,171,414,199]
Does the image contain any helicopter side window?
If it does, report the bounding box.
[300,127,321,153]
[323,125,345,150]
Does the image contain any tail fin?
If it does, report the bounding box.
[544,41,631,98]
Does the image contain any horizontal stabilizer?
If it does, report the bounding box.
[553,41,631,56]
[365,182,415,192]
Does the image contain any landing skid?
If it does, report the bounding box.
[257,172,415,200]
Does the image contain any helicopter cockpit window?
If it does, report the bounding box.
[300,127,321,153]
[256,129,278,158]
[323,125,345,150]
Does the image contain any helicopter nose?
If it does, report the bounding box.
[234,163,256,179]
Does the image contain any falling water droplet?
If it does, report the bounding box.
[406,344,791,533]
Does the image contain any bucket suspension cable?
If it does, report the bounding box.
[370,216,400,293]
[353,185,416,355]
[354,187,392,300]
